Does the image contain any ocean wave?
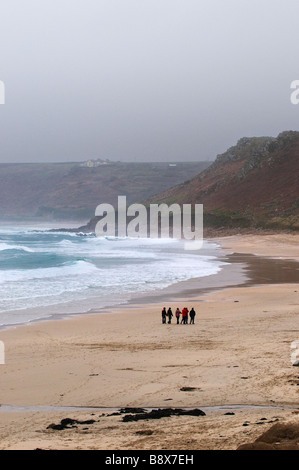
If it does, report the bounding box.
[0,260,98,283]
[0,229,226,326]
[0,243,35,253]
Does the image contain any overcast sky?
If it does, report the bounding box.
[0,0,299,163]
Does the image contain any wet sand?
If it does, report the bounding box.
[0,233,298,450]
[134,251,299,305]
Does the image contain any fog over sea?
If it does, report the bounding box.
[0,226,227,328]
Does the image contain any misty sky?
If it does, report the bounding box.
[0,0,299,163]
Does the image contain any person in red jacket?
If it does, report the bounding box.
[181,307,189,324]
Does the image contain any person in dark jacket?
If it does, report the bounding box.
[189,307,196,324]
[167,307,173,324]
[161,307,167,324]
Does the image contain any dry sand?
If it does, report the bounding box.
[0,233,298,450]
[213,232,299,261]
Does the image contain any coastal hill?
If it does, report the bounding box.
[3,130,297,232]
[0,161,210,222]
[148,130,299,231]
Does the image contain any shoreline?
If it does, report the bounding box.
[0,238,227,333]
[0,239,245,332]
[0,232,298,450]
[1,234,299,334]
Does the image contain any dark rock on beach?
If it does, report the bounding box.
[120,407,146,414]
[47,418,96,431]
[135,430,154,435]
[180,387,201,392]
[122,408,205,422]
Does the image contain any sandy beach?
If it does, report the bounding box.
[0,233,298,450]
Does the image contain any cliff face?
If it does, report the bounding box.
[149,131,299,230]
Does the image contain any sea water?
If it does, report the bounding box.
[0,225,226,328]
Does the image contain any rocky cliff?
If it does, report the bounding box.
[148,131,299,230]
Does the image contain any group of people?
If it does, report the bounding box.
[161,307,196,325]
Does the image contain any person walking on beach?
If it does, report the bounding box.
[189,307,196,324]
[161,307,167,324]
[181,307,185,324]
[181,307,189,324]
[167,307,173,324]
[185,307,189,324]
[175,308,181,324]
